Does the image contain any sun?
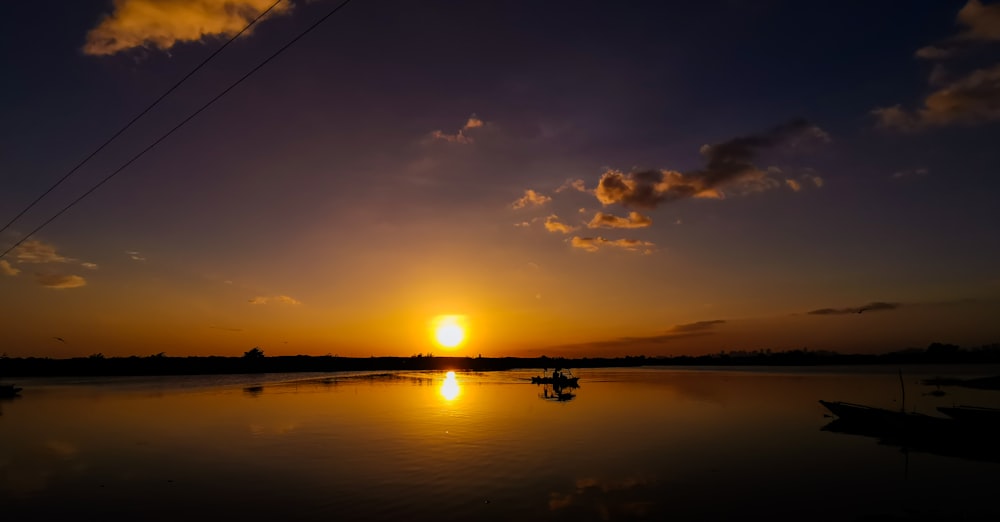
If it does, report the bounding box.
[432,315,467,349]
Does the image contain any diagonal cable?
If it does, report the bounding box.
[0,0,283,237]
[1,0,355,261]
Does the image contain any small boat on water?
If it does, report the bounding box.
[531,368,579,387]
[531,375,579,387]
[938,405,1000,427]
[818,400,950,431]
[0,384,22,398]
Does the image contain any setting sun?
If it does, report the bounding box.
[432,315,467,349]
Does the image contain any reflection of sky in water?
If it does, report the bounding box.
[2,368,1000,520]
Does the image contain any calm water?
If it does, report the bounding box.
[3,366,1000,521]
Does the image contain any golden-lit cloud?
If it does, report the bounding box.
[429,114,485,144]
[0,260,19,276]
[785,179,802,192]
[880,2,1000,130]
[587,211,652,229]
[126,250,146,261]
[511,189,552,209]
[35,273,87,289]
[807,301,900,315]
[248,295,302,305]
[81,262,99,270]
[874,64,1000,130]
[570,236,654,254]
[544,215,576,234]
[593,120,827,208]
[15,240,71,264]
[83,0,291,56]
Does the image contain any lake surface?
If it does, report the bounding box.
[3,366,1000,521]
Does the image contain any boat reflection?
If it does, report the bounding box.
[440,371,460,401]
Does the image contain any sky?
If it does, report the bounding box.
[2,0,1000,358]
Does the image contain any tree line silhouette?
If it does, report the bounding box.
[1,342,998,377]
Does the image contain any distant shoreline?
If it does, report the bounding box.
[3,343,999,378]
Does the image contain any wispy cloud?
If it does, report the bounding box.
[544,215,576,234]
[429,114,486,144]
[84,0,291,56]
[511,189,552,209]
[555,179,588,193]
[593,120,827,209]
[616,320,727,343]
[15,240,71,264]
[126,251,146,261]
[34,274,87,289]
[570,236,654,254]
[807,302,901,315]
[248,295,302,305]
[587,211,652,229]
[0,260,19,276]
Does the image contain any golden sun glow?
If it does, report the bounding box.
[431,315,467,349]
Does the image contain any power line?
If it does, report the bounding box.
[0,0,356,261]
[0,0,283,238]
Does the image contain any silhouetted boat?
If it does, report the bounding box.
[0,384,22,398]
[818,400,950,431]
[938,405,1000,427]
[820,399,1000,462]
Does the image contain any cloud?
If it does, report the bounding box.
[666,320,726,334]
[570,236,654,254]
[83,0,291,56]
[785,179,802,192]
[14,240,71,264]
[556,179,588,193]
[81,262,99,270]
[248,295,302,305]
[604,320,728,345]
[35,274,87,289]
[956,0,1000,42]
[511,189,552,209]
[126,250,147,261]
[807,302,901,315]
[587,211,652,229]
[273,295,302,305]
[544,215,576,234]
[874,64,1000,130]
[879,2,1000,130]
[594,120,827,209]
[429,114,486,144]
[0,260,19,276]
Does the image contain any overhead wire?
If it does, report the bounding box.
[0,0,356,261]
[0,0,284,237]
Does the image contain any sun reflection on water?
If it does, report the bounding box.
[440,371,460,400]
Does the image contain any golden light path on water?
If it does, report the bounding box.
[440,371,460,400]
